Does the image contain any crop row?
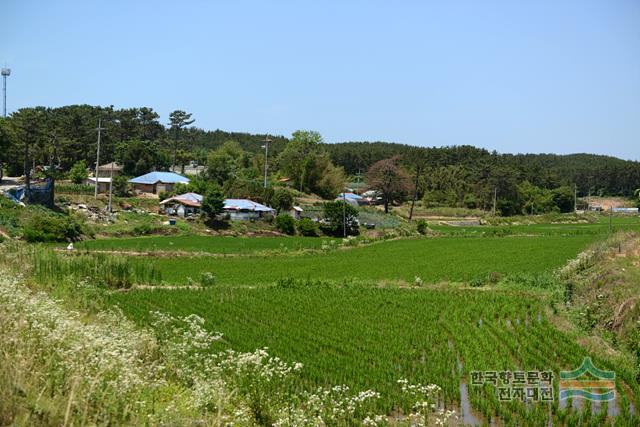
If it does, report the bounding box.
[107,285,639,425]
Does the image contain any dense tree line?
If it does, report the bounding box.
[1,104,638,216]
[326,141,640,198]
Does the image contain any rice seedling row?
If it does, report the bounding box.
[107,286,639,425]
[127,234,598,286]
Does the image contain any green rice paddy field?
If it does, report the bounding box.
[108,284,639,425]
[126,234,598,286]
[95,220,640,424]
[72,234,331,253]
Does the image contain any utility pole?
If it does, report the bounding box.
[342,190,347,238]
[263,137,271,189]
[609,206,613,234]
[409,164,421,221]
[574,183,577,212]
[492,187,497,216]
[107,119,120,212]
[94,119,105,198]
[1,67,10,118]
[107,162,114,212]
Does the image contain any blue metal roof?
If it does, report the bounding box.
[223,198,274,212]
[129,172,190,185]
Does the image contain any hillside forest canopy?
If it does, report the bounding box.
[1,104,639,216]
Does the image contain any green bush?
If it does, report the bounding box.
[112,175,131,197]
[199,272,217,287]
[321,201,359,236]
[297,217,319,237]
[415,219,429,235]
[67,160,88,184]
[275,214,296,235]
[22,213,85,243]
[272,188,294,214]
[132,223,154,236]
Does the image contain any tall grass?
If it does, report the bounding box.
[31,250,162,289]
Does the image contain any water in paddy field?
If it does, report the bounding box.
[558,394,635,418]
[459,381,482,426]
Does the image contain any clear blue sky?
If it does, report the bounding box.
[3,0,639,159]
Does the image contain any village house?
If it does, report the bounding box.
[160,192,202,217]
[223,199,275,220]
[85,177,111,193]
[129,171,190,194]
[96,162,122,178]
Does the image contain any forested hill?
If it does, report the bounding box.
[325,141,640,197]
[1,104,638,201]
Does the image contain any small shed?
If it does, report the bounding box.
[96,162,122,178]
[85,177,111,193]
[223,199,275,220]
[160,192,202,217]
[129,172,190,194]
[290,206,304,220]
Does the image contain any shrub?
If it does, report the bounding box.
[272,188,294,214]
[67,160,88,184]
[22,213,84,242]
[132,223,154,236]
[297,217,319,237]
[321,201,359,236]
[199,272,216,287]
[112,175,131,197]
[415,219,429,235]
[201,186,225,223]
[275,214,295,235]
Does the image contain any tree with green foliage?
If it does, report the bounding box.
[271,188,294,214]
[552,186,576,213]
[423,165,468,208]
[277,131,345,198]
[175,149,191,174]
[168,110,195,171]
[275,214,296,235]
[11,108,47,200]
[206,141,245,186]
[201,186,225,223]
[0,118,17,182]
[277,130,322,191]
[68,160,88,184]
[22,212,85,242]
[112,175,131,197]
[516,181,556,215]
[117,140,163,176]
[321,201,359,236]
[297,217,319,236]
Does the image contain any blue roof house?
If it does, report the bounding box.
[223,198,275,220]
[129,171,190,194]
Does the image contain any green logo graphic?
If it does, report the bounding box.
[559,358,615,401]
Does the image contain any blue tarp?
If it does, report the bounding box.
[337,192,362,200]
